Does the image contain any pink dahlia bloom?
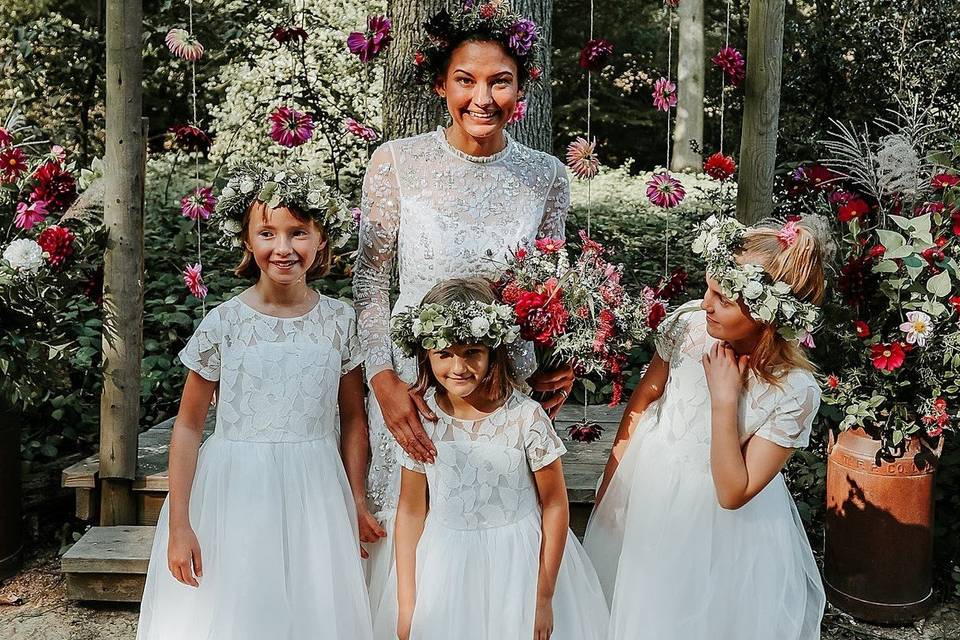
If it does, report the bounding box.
[181,186,216,221]
[507,99,527,124]
[652,77,677,112]
[646,172,686,208]
[184,263,208,300]
[14,200,49,229]
[566,136,600,180]
[712,46,746,86]
[269,106,315,148]
[347,15,392,63]
[344,117,378,142]
[165,28,204,61]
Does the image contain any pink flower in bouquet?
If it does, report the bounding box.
[600,282,624,306]
[181,186,216,221]
[507,99,527,124]
[566,137,600,180]
[798,330,816,348]
[651,77,677,112]
[579,39,614,72]
[593,308,615,353]
[30,161,77,212]
[645,172,685,208]
[704,152,736,181]
[169,124,211,152]
[0,127,12,148]
[344,117,378,142]
[837,197,870,222]
[165,28,204,61]
[870,342,905,373]
[0,146,28,183]
[932,172,959,190]
[14,200,48,229]
[50,145,66,164]
[347,16,392,62]
[269,106,314,147]
[578,230,604,255]
[711,46,746,86]
[351,207,362,226]
[777,220,800,247]
[37,225,76,267]
[183,263,208,300]
[535,237,565,254]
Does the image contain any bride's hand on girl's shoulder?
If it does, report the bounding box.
[370,370,437,463]
[356,503,386,559]
[701,342,749,406]
[167,524,203,587]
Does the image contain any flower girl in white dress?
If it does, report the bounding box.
[136,162,375,640]
[585,217,827,640]
[373,278,608,640]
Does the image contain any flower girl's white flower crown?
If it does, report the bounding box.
[391,300,520,357]
[691,215,821,341]
[213,160,353,249]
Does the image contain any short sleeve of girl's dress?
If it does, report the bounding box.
[340,304,365,375]
[653,299,701,362]
[399,448,426,474]
[754,372,821,449]
[178,308,222,382]
[524,403,567,472]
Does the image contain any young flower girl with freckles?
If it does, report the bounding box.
[585,216,828,640]
[136,162,375,640]
[373,278,608,640]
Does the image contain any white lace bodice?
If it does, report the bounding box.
[400,389,566,530]
[352,127,570,383]
[646,300,821,468]
[178,295,363,443]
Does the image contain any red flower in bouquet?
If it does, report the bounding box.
[513,280,568,347]
[837,255,874,307]
[837,197,870,222]
[826,374,840,389]
[868,244,886,258]
[932,173,959,190]
[786,164,838,196]
[870,342,906,373]
[31,161,77,212]
[578,230,604,255]
[1,146,28,183]
[647,299,667,329]
[37,225,76,267]
[704,152,736,181]
[593,308,615,353]
[952,210,960,236]
[922,398,949,437]
[950,295,960,316]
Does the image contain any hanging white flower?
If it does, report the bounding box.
[3,239,45,275]
[899,311,933,347]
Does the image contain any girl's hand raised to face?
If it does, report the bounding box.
[702,341,750,407]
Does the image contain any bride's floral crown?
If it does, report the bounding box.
[412,1,543,88]
[213,160,353,249]
[391,300,520,356]
[692,215,821,341]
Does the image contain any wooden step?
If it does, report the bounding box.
[61,526,155,602]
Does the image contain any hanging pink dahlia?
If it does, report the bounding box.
[165,28,204,61]
[652,77,677,112]
[507,99,527,124]
[181,186,216,221]
[712,46,746,86]
[37,225,76,267]
[566,137,600,180]
[14,200,48,230]
[646,172,686,208]
[183,263,208,300]
[269,106,315,147]
[344,117,378,142]
[347,16,392,63]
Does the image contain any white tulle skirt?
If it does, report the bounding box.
[136,432,373,640]
[584,422,824,640]
[373,509,608,639]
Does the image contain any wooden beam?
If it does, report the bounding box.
[735,0,786,224]
[99,0,145,525]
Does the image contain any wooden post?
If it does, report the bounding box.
[735,0,785,224]
[671,0,704,171]
[99,0,145,526]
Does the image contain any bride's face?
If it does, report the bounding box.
[436,40,522,141]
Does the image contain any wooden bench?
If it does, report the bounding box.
[60,404,621,601]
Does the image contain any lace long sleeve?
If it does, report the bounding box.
[353,143,402,380]
[537,157,570,240]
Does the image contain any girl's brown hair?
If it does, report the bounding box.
[410,278,520,402]
[738,218,828,385]
[234,200,333,279]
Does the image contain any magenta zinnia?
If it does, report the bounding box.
[165,28,204,61]
[347,15,392,63]
[344,117,378,142]
[269,106,315,148]
[14,200,48,230]
[0,127,12,148]
[566,137,600,180]
[712,46,746,86]
[183,263,208,300]
[646,172,686,208]
[652,77,677,112]
[181,186,216,221]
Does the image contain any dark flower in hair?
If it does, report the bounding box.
[579,39,614,72]
[507,19,538,56]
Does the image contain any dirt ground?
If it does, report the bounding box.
[1,548,958,640]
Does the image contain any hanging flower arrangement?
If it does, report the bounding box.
[344,117,379,142]
[347,15,393,63]
[168,124,211,153]
[651,77,677,112]
[269,106,315,148]
[712,46,746,86]
[165,28,205,61]
[183,263,208,300]
[566,137,600,180]
[645,172,686,208]
[180,186,216,221]
[704,152,737,181]
[579,39,614,72]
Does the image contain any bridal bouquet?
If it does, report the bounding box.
[495,231,667,407]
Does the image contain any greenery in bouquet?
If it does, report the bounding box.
[495,231,667,408]
[803,101,960,453]
[0,109,103,411]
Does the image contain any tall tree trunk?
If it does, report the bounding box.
[736,0,785,223]
[671,0,704,171]
[383,0,553,153]
[100,0,144,526]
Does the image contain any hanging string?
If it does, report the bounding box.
[720,0,731,154]
[188,0,205,314]
[663,5,674,279]
[586,0,594,237]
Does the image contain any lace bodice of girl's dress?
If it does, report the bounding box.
[650,300,821,466]
[179,295,363,443]
[401,389,567,530]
